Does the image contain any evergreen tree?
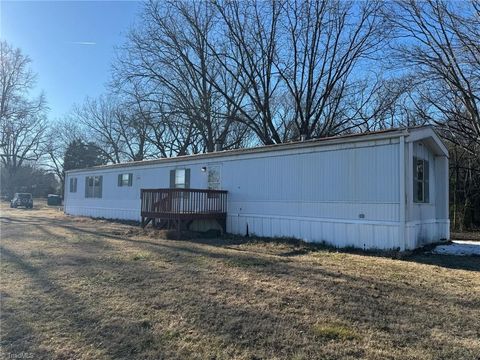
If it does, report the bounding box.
[63,139,107,172]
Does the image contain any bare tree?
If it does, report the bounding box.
[73,94,160,163]
[72,96,124,163]
[42,117,85,190]
[0,41,47,195]
[112,77,201,157]
[388,0,480,152]
[386,0,480,229]
[276,0,389,139]
[113,0,250,153]
[208,0,285,145]
[204,0,393,142]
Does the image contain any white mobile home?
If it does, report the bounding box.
[64,126,449,250]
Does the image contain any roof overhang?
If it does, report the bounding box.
[405,126,449,157]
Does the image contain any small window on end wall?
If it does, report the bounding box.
[69,177,77,193]
[413,157,429,203]
[118,173,133,187]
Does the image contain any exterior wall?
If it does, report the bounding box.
[223,139,401,249]
[65,137,403,250]
[404,141,449,249]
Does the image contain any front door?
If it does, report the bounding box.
[208,165,221,190]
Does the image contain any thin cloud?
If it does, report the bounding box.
[67,41,96,46]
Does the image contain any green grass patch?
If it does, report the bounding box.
[224,256,271,268]
[29,250,46,258]
[312,323,359,341]
[131,252,152,261]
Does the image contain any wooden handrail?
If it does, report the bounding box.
[140,188,228,216]
[141,188,228,194]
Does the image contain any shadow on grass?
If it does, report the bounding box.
[0,245,161,358]
[190,234,480,272]
[3,210,480,359]
[3,213,479,272]
[0,243,329,359]
[404,253,480,272]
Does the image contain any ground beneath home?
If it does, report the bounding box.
[1,203,479,360]
[433,240,480,256]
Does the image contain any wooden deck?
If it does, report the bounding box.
[140,188,228,231]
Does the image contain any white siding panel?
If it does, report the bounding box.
[229,201,399,221]
[227,214,401,250]
[402,140,449,248]
[405,220,450,250]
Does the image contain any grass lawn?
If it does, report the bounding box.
[1,203,479,359]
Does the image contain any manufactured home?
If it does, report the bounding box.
[64,126,449,250]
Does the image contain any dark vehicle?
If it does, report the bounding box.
[47,194,62,206]
[10,193,33,209]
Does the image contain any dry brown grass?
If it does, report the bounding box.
[1,202,479,360]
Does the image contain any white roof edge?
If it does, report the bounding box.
[65,127,418,175]
[406,126,449,157]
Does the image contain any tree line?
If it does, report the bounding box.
[1,0,479,229]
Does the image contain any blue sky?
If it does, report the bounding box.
[1,1,142,120]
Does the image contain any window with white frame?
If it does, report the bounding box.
[118,173,133,187]
[413,157,429,203]
[85,176,103,198]
[175,169,186,188]
[69,177,77,193]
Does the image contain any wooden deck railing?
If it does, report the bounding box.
[140,188,228,229]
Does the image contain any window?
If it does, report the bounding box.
[413,157,429,203]
[118,173,133,187]
[175,169,186,188]
[85,176,103,198]
[69,177,77,193]
[170,168,190,189]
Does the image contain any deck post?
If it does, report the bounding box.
[220,218,227,234]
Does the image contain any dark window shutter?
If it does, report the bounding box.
[412,157,418,202]
[85,177,89,198]
[128,173,133,186]
[118,174,122,187]
[424,160,429,202]
[170,170,175,188]
[98,176,103,198]
[185,168,190,188]
[413,157,418,180]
